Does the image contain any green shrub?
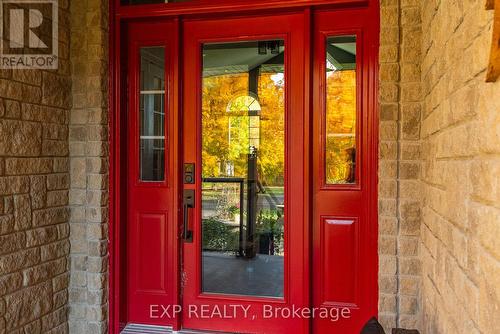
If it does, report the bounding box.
[202,217,239,253]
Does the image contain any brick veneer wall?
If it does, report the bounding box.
[68,0,109,333]
[420,1,500,333]
[378,0,423,331]
[0,2,72,333]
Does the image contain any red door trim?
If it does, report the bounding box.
[114,0,369,19]
[108,1,379,333]
[109,0,119,330]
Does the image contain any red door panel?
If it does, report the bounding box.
[126,20,180,327]
[312,7,379,333]
[136,212,168,292]
[321,217,359,305]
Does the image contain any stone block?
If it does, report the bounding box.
[381,7,400,27]
[23,258,67,287]
[0,232,25,255]
[379,275,397,294]
[380,293,397,313]
[53,289,68,309]
[26,226,58,247]
[5,158,53,175]
[42,72,72,109]
[5,99,21,119]
[379,236,397,255]
[13,194,32,230]
[32,207,69,227]
[400,257,421,275]
[0,120,42,156]
[0,273,23,295]
[46,190,69,207]
[380,84,399,103]
[30,175,47,209]
[40,306,67,332]
[399,276,419,296]
[47,173,70,191]
[41,240,70,262]
[380,27,400,46]
[379,46,399,63]
[4,281,53,330]
[0,214,15,235]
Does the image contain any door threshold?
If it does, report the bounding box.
[121,323,236,334]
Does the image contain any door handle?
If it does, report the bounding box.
[183,189,194,242]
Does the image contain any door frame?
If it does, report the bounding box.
[109,1,379,333]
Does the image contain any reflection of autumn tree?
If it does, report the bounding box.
[202,74,248,178]
[202,72,285,186]
[325,70,356,184]
[258,73,285,186]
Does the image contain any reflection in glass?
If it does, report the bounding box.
[139,47,165,181]
[325,36,357,184]
[201,40,285,298]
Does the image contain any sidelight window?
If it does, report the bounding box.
[139,46,166,182]
[325,35,358,185]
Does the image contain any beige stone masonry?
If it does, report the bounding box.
[0,1,71,333]
[420,0,500,333]
[379,0,422,331]
[68,0,109,333]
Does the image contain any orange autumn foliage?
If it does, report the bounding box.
[200,68,355,185]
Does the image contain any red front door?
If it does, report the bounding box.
[121,7,378,334]
[181,13,309,333]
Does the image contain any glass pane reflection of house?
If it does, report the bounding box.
[201,40,286,298]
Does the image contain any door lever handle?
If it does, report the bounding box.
[183,189,194,242]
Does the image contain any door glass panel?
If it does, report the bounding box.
[325,35,357,184]
[139,47,165,181]
[201,40,285,298]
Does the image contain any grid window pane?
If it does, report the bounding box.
[139,47,166,182]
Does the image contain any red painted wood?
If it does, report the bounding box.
[125,20,181,327]
[182,12,310,334]
[321,217,359,304]
[312,5,379,333]
[115,0,368,19]
[108,0,117,331]
[109,1,379,333]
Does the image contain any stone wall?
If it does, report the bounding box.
[68,0,110,333]
[0,2,72,333]
[378,0,423,331]
[420,0,500,333]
